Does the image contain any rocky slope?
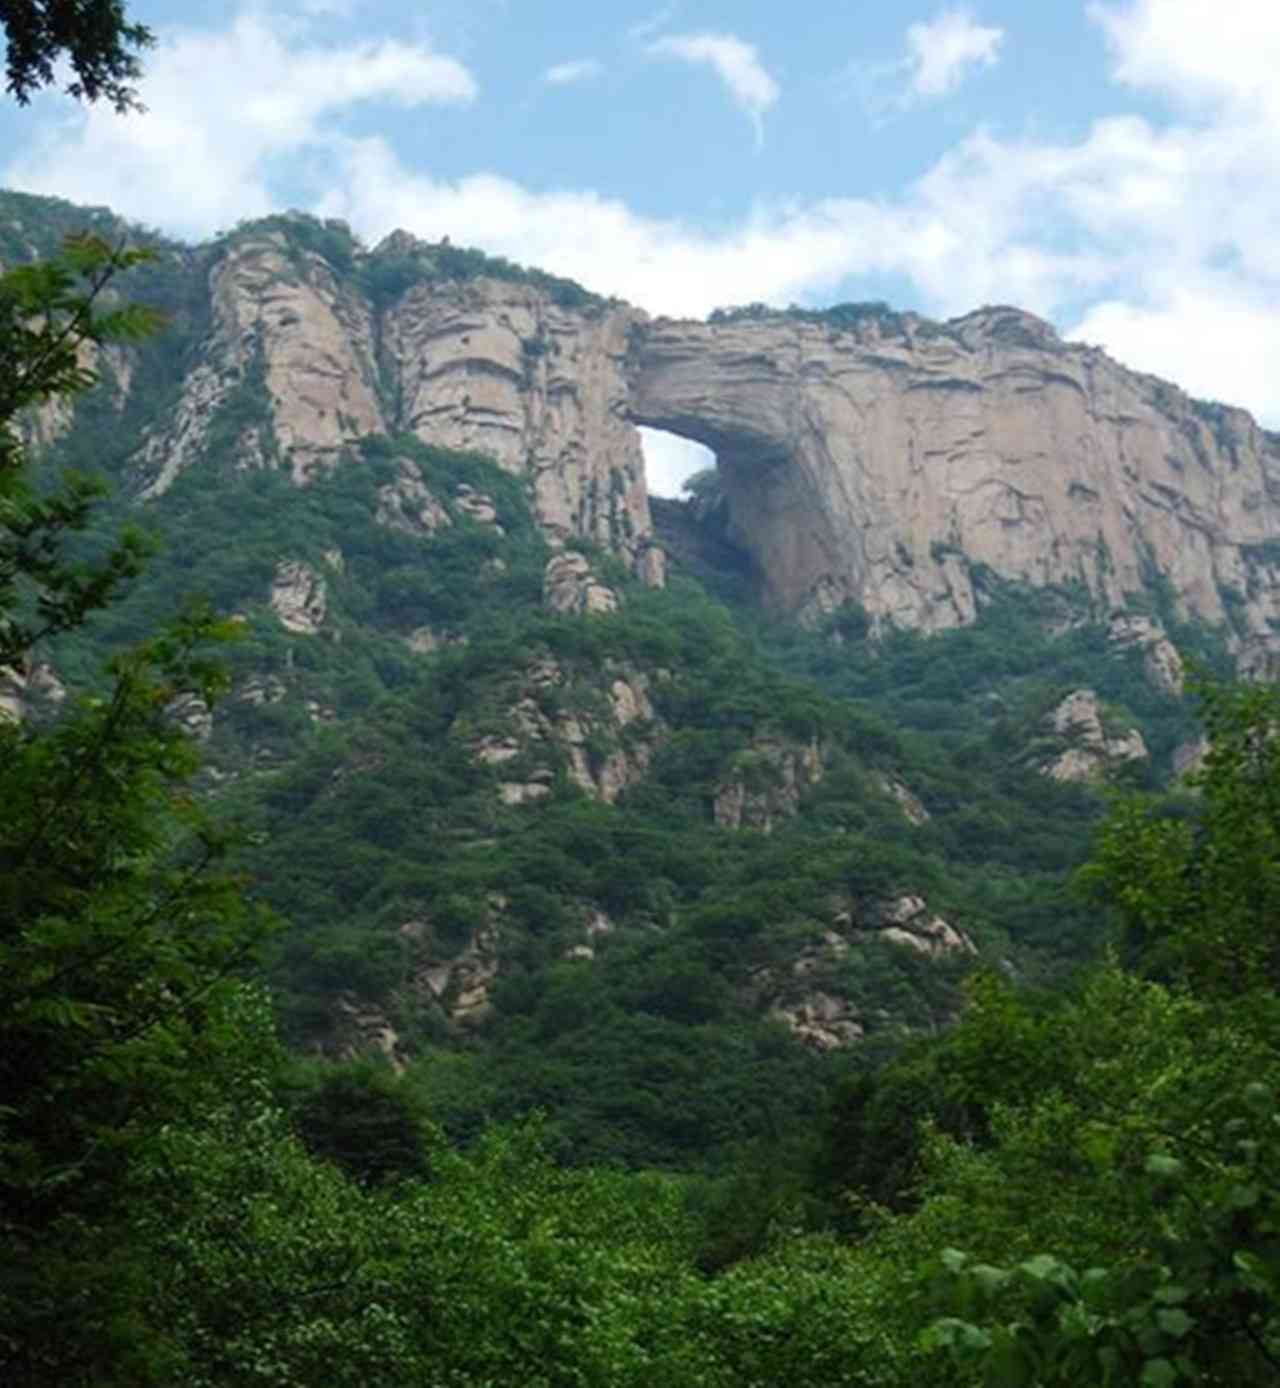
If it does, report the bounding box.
[17,201,1277,671]
[128,219,663,586]
[628,305,1280,670]
[9,193,1243,1166]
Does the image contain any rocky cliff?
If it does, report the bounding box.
[627,305,1280,669]
[110,215,1280,668]
[130,221,663,585]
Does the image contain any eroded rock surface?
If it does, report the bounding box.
[713,737,824,831]
[471,657,661,805]
[1042,688,1148,783]
[0,661,65,723]
[138,229,383,493]
[70,217,1280,665]
[542,552,619,615]
[1107,612,1184,696]
[863,894,976,957]
[133,227,663,582]
[759,892,972,1051]
[376,461,451,536]
[626,306,1280,667]
[270,560,327,634]
[879,774,930,825]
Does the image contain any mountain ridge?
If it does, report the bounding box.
[7,191,1277,677]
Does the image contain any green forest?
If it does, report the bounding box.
[8,0,1280,1380]
[3,200,1280,1388]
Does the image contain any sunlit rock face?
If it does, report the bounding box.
[122,220,1280,662]
[136,226,663,584]
[625,306,1280,666]
[380,274,659,580]
[1041,689,1148,784]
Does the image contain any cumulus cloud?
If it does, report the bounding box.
[11,0,1280,430]
[2,10,476,236]
[647,32,779,146]
[902,7,1004,101]
[542,58,604,86]
[1089,0,1280,115]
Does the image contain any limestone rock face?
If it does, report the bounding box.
[0,661,65,723]
[139,229,383,494]
[1107,612,1184,696]
[865,894,976,957]
[757,891,971,1051]
[413,919,501,1029]
[769,992,865,1052]
[270,560,327,634]
[135,227,663,581]
[1042,688,1148,783]
[378,273,659,578]
[625,306,1280,664]
[1173,735,1211,781]
[90,220,1280,661]
[472,657,661,805]
[167,692,213,742]
[879,774,930,825]
[713,736,823,831]
[334,996,406,1072]
[542,552,619,615]
[376,460,451,536]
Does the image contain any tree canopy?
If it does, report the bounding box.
[1,0,152,109]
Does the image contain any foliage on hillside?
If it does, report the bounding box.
[8,196,1280,1388]
[219,210,608,311]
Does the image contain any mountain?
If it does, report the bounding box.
[3,190,1253,1169]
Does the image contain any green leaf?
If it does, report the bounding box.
[1155,1308,1194,1338]
[1141,1357,1180,1388]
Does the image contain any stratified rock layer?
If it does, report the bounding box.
[626,306,1280,665]
[126,220,1280,660]
[138,226,663,583]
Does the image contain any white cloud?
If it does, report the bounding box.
[13,0,1280,432]
[647,32,779,146]
[1090,0,1280,116]
[1070,287,1280,416]
[903,8,1004,101]
[542,58,603,86]
[3,10,476,236]
[628,5,680,41]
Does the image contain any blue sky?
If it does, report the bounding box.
[3,1,1279,494]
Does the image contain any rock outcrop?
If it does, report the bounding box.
[861,894,976,957]
[626,306,1280,667]
[542,552,619,615]
[0,661,66,723]
[1041,688,1148,783]
[471,657,662,806]
[402,913,502,1031]
[758,892,972,1051]
[270,559,327,634]
[712,736,824,831]
[136,225,663,582]
[74,215,1280,664]
[879,774,930,825]
[1106,612,1184,696]
[375,460,452,536]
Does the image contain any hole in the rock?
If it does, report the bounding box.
[638,427,716,499]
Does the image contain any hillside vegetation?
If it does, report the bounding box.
[4,208,1279,1387]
